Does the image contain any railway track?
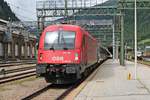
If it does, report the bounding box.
[0,62,36,67]
[21,84,64,100]
[0,60,36,64]
[21,60,105,100]
[0,69,36,84]
[21,66,97,100]
[0,62,36,85]
[0,65,35,75]
[21,83,78,100]
[0,63,37,84]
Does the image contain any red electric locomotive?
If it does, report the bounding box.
[36,24,98,84]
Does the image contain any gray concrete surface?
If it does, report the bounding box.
[75,59,150,100]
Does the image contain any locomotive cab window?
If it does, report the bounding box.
[44,31,75,50]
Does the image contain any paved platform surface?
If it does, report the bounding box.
[75,59,150,100]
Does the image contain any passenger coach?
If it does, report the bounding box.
[36,24,98,84]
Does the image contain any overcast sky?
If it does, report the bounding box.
[4,0,108,21]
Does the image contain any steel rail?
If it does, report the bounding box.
[0,71,36,84]
[0,66,35,75]
[0,62,36,67]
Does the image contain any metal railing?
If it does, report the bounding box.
[36,0,101,9]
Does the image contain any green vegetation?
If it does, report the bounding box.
[128,58,150,66]
[124,9,150,47]
[75,0,150,48]
[138,39,150,45]
[0,0,19,21]
[104,0,150,48]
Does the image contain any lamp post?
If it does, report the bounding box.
[134,0,137,79]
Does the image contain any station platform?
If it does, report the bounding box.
[75,59,150,100]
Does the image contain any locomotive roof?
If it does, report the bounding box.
[45,24,81,30]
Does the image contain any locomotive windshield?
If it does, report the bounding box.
[44,31,75,50]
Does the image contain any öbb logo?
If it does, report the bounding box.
[51,56,64,61]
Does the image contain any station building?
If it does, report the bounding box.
[0,18,36,61]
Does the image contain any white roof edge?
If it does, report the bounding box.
[0,18,9,24]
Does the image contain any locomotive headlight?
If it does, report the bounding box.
[75,53,79,60]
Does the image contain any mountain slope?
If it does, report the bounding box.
[103,0,150,46]
[0,0,19,21]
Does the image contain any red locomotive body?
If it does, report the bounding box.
[36,24,98,84]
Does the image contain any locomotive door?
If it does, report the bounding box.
[82,35,87,65]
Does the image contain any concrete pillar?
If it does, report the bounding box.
[18,43,21,59]
[24,42,28,59]
[29,41,33,59]
[11,39,15,59]
[120,14,125,66]
[21,45,24,58]
[29,42,31,58]
[10,43,12,59]
[18,37,22,59]
[14,44,18,58]
[7,43,11,57]
[0,42,3,59]
[4,43,8,60]
[116,41,119,60]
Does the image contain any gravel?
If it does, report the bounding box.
[0,77,48,100]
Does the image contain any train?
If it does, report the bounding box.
[98,46,112,60]
[36,24,110,84]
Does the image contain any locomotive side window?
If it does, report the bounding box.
[44,31,75,50]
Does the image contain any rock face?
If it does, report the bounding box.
[0,0,19,21]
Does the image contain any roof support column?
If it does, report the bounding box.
[120,14,125,66]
